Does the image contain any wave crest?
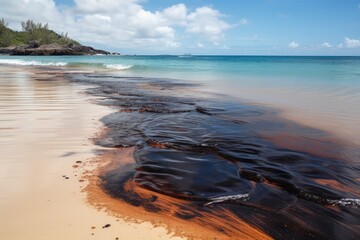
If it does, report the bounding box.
[104,64,134,70]
[0,59,67,66]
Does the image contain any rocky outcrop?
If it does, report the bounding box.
[10,43,110,56]
[0,46,15,54]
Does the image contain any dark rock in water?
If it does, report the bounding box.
[11,43,110,56]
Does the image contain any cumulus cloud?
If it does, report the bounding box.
[344,37,360,48]
[74,0,138,14]
[0,0,234,51]
[161,3,187,25]
[321,42,332,48]
[186,6,231,44]
[0,0,65,28]
[288,42,299,49]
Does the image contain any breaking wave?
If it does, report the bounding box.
[104,64,134,70]
[0,59,134,71]
[0,59,67,66]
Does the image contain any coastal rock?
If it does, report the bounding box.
[11,43,110,56]
[0,46,15,54]
[28,40,40,48]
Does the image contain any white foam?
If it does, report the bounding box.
[104,64,133,70]
[205,193,250,206]
[331,198,360,208]
[0,59,67,66]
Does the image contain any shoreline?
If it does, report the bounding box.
[85,145,271,240]
[0,65,184,240]
[1,64,360,240]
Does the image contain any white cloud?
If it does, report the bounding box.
[288,42,299,49]
[0,0,65,29]
[0,0,234,51]
[344,37,360,48]
[186,6,231,44]
[239,18,249,25]
[161,4,187,25]
[74,0,138,14]
[321,42,332,48]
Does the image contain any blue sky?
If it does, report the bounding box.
[1,0,360,55]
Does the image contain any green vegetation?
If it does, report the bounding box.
[0,18,79,47]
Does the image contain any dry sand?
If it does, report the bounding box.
[0,66,184,240]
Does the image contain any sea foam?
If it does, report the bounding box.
[0,59,67,66]
[104,64,134,70]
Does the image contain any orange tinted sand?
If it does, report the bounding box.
[84,144,273,240]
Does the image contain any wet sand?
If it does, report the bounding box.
[0,66,183,240]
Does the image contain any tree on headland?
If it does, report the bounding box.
[0,18,8,31]
[21,19,76,45]
[0,18,79,47]
[0,18,12,47]
[21,19,48,44]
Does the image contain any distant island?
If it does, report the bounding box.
[0,19,114,55]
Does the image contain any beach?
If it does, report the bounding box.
[0,65,184,240]
[0,56,360,240]
[1,0,360,239]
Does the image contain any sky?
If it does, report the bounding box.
[0,0,360,55]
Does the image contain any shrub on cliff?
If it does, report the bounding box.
[0,18,79,47]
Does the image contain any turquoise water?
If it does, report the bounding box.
[0,55,358,77]
[1,55,359,83]
[1,55,359,88]
[1,55,359,144]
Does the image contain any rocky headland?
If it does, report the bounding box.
[0,19,115,56]
[9,42,110,55]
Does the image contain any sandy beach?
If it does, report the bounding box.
[0,65,184,240]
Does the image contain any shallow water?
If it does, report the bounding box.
[1,55,359,145]
[68,72,360,240]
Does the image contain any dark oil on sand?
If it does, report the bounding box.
[70,72,360,240]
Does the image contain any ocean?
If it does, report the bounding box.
[1,55,359,145]
[1,55,360,239]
